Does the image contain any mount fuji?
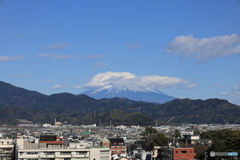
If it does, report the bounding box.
[81,87,176,104]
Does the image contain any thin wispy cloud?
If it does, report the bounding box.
[36,53,57,57]
[48,43,69,50]
[183,84,197,89]
[44,79,52,83]
[36,53,72,60]
[93,62,108,69]
[0,56,22,62]
[126,44,141,49]
[49,84,62,90]
[219,85,240,97]
[76,71,193,92]
[211,82,219,88]
[13,73,34,78]
[51,55,72,60]
[165,34,240,63]
[83,54,107,60]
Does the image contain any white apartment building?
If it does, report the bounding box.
[0,138,14,160]
[16,135,111,160]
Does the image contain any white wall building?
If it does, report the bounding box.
[16,135,111,160]
[0,138,14,160]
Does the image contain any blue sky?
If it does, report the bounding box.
[1,0,240,105]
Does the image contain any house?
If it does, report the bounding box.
[173,148,196,160]
[109,138,127,156]
[101,137,110,148]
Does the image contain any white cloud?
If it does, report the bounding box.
[51,55,72,60]
[13,73,34,78]
[36,53,57,57]
[0,56,22,62]
[126,44,141,49]
[48,43,69,50]
[219,85,240,97]
[219,85,240,105]
[44,79,52,83]
[219,92,229,95]
[36,53,72,60]
[183,84,197,89]
[74,85,81,89]
[165,34,240,63]
[83,54,107,60]
[50,84,62,90]
[79,71,192,92]
[93,63,108,69]
[233,85,239,90]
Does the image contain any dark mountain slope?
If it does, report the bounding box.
[0,80,47,108]
[158,98,240,124]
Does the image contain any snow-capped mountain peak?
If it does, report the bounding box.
[81,87,176,104]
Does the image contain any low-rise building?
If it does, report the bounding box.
[16,135,111,160]
[109,138,127,156]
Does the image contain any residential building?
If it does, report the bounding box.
[15,135,111,160]
[173,148,196,160]
[109,138,126,156]
[0,138,14,160]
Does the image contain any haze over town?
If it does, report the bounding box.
[1,1,240,105]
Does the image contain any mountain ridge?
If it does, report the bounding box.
[1,80,240,125]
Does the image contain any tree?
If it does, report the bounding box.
[145,127,158,136]
[151,133,169,147]
[193,129,200,135]
[174,129,181,138]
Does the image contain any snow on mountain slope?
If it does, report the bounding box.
[81,87,176,104]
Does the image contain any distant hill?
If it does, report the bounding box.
[158,98,240,124]
[0,80,47,108]
[81,87,176,103]
[0,80,240,125]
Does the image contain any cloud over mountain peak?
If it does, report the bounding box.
[77,71,194,92]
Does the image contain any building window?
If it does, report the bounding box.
[76,151,87,155]
[100,151,109,155]
[100,157,109,160]
[181,151,187,154]
[26,152,38,155]
[60,152,71,155]
[64,158,71,160]
[44,152,54,155]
